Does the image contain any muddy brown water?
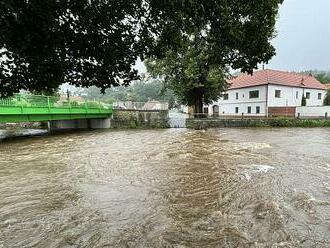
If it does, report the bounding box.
[0,128,330,247]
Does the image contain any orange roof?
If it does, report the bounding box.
[229,69,326,90]
[325,84,330,90]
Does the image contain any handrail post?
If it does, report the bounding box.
[47,96,51,113]
[68,97,71,114]
[84,99,88,113]
[19,95,24,114]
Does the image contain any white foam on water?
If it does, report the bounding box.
[244,173,252,181]
[240,164,275,181]
[249,164,275,173]
[232,142,272,151]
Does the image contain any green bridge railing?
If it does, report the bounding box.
[0,94,113,123]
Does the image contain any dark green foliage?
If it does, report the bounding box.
[270,118,330,128]
[1,0,283,98]
[301,95,307,106]
[146,40,229,113]
[187,118,330,129]
[146,0,283,113]
[324,89,330,106]
[0,0,145,96]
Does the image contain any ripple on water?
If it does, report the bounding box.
[0,128,330,247]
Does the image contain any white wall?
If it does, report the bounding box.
[206,84,326,116]
[267,85,325,107]
[296,106,330,118]
[207,86,267,116]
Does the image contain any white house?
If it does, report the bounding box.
[206,69,327,117]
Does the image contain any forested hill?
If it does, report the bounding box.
[62,79,177,107]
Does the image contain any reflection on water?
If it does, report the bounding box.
[1,128,330,247]
[0,129,48,140]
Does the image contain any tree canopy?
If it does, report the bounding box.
[1,0,283,98]
[66,78,177,107]
[0,0,148,97]
[146,35,229,113]
[146,0,284,113]
[324,89,330,106]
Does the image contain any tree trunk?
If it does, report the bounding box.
[193,87,203,118]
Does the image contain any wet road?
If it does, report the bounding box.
[0,128,330,247]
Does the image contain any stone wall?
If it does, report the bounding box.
[111,110,169,129]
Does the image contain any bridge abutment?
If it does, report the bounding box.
[48,118,111,132]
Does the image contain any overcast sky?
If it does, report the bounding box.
[136,0,330,73]
[268,0,330,71]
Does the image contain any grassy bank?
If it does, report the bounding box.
[186,118,330,129]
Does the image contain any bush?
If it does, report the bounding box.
[324,89,330,106]
[301,95,307,106]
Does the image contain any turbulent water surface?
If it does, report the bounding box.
[0,128,330,247]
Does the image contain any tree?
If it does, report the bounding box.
[324,89,330,106]
[146,0,283,114]
[68,78,177,106]
[0,1,148,97]
[300,70,330,84]
[146,36,229,114]
[301,95,307,106]
[1,0,283,99]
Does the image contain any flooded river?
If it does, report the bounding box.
[1,128,330,247]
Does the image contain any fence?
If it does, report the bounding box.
[0,94,112,110]
[187,112,270,119]
[113,101,168,111]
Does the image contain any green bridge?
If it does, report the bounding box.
[0,94,112,123]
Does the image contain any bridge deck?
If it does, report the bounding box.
[0,94,112,123]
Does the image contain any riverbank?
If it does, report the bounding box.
[186,117,330,129]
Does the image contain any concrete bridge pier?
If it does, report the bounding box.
[88,118,111,129]
[48,118,111,132]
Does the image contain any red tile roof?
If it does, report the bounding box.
[229,69,326,90]
[325,84,330,90]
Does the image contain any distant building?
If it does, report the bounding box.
[205,69,327,117]
[324,84,330,90]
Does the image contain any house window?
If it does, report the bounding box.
[247,106,252,114]
[275,90,281,98]
[296,91,299,99]
[249,90,259,99]
[256,106,260,114]
[235,107,239,113]
[318,93,322,100]
[223,93,229,100]
[236,92,239,100]
[306,92,310,99]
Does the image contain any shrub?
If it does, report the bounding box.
[324,89,330,106]
[301,95,307,106]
